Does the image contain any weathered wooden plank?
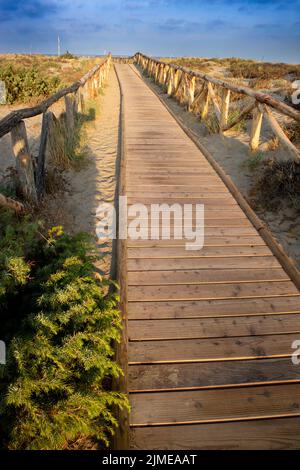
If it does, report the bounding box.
[127,268,287,285]
[128,281,298,302]
[127,256,281,271]
[127,246,271,258]
[130,383,300,425]
[128,333,299,363]
[128,296,300,319]
[130,417,300,449]
[128,358,300,391]
[128,314,300,341]
[127,237,266,248]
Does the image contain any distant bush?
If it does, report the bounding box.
[0,209,128,449]
[60,51,77,60]
[0,65,63,103]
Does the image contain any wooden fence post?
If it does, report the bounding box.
[201,87,210,120]
[11,121,37,202]
[188,76,196,111]
[250,106,263,151]
[36,112,52,199]
[207,82,221,121]
[76,88,85,114]
[64,94,75,134]
[220,89,231,132]
[167,69,174,96]
[259,104,300,163]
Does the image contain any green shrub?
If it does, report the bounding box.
[0,65,63,103]
[0,210,128,449]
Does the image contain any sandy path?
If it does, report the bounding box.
[61,67,121,275]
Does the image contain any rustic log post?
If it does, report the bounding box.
[201,87,211,120]
[188,76,196,111]
[93,77,98,97]
[11,121,37,202]
[36,111,51,199]
[220,89,231,132]
[259,104,300,163]
[167,69,174,96]
[76,88,85,114]
[178,74,188,105]
[207,82,221,121]
[155,64,160,83]
[173,69,180,91]
[64,94,75,134]
[250,106,263,152]
[163,65,169,86]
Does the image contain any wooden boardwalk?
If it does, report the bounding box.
[114,64,300,450]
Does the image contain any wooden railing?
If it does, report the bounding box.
[134,52,300,163]
[0,55,112,205]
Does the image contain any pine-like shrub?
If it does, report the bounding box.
[0,209,128,449]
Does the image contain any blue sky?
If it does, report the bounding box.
[0,0,299,62]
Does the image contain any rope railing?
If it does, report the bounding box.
[0,55,112,204]
[134,52,300,163]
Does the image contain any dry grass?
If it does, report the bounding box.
[161,56,300,87]
[251,158,300,210]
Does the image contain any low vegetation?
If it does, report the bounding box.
[0,54,100,104]
[0,65,63,104]
[162,56,300,81]
[250,158,300,210]
[0,208,128,450]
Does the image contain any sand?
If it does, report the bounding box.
[132,65,300,269]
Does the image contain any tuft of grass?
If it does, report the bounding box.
[203,114,220,134]
[244,152,265,171]
[227,109,248,132]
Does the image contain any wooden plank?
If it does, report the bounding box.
[127,246,271,258]
[130,383,300,425]
[130,417,300,449]
[128,296,300,319]
[127,268,288,285]
[127,256,281,271]
[128,358,300,391]
[127,237,266,248]
[128,282,298,302]
[128,314,300,341]
[128,333,299,363]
